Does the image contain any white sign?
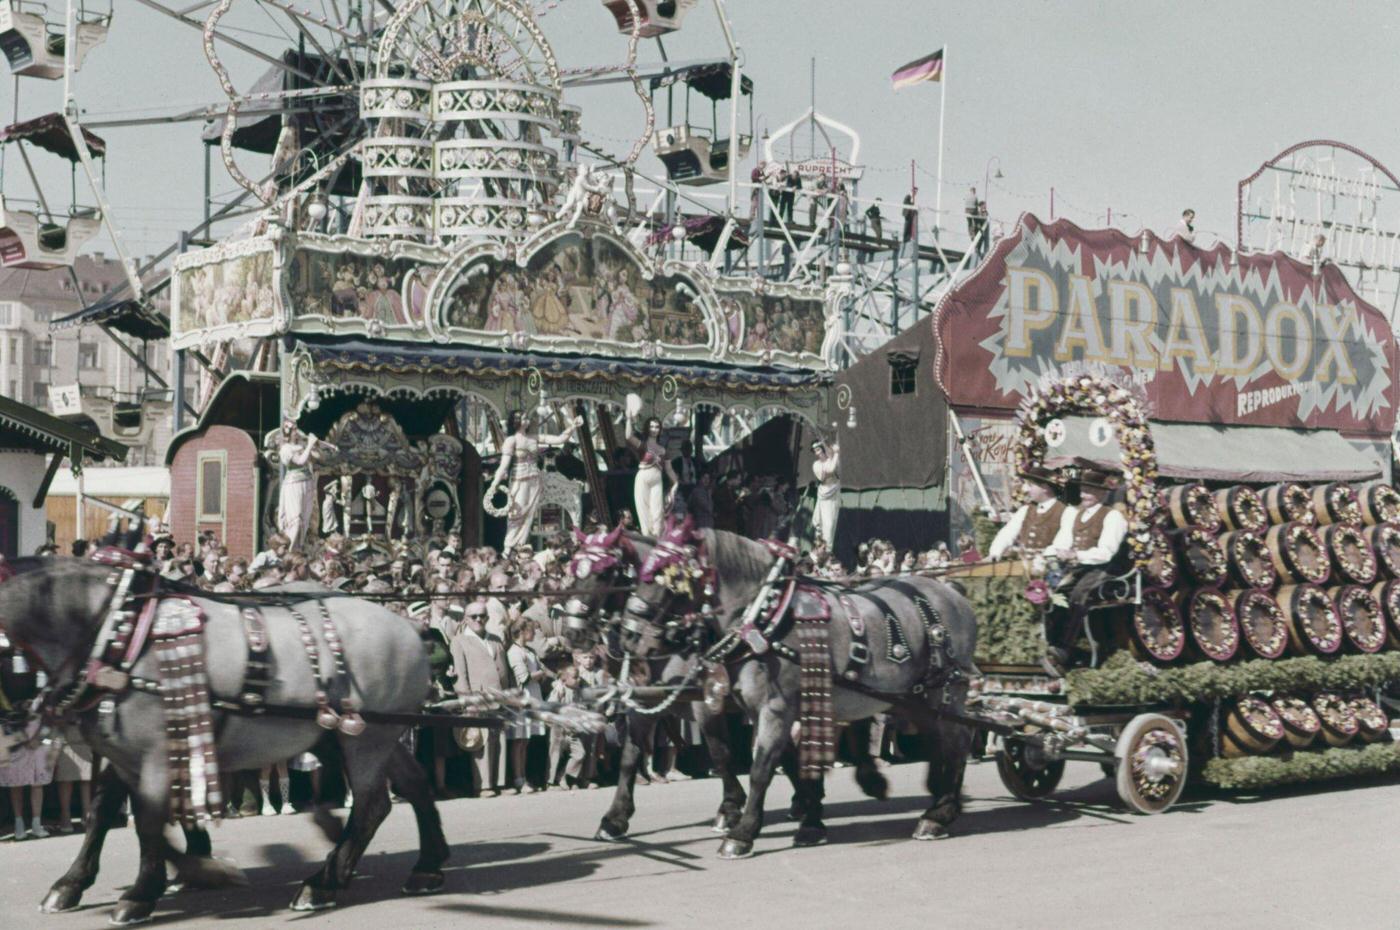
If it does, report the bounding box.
[49,384,82,417]
[1089,417,1115,447]
[1044,418,1066,447]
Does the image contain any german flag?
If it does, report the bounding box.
[891,49,944,91]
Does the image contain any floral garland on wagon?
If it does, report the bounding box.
[1015,376,1159,570]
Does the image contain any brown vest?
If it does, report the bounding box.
[1018,501,1066,551]
[1072,505,1111,551]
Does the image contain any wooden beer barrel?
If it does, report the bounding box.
[1262,482,1315,526]
[1220,696,1285,758]
[1264,523,1330,585]
[1358,483,1400,526]
[1213,486,1268,533]
[1270,696,1321,749]
[1277,583,1344,655]
[1312,482,1362,527]
[1174,527,1227,586]
[1129,589,1187,664]
[1349,697,1390,744]
[1162,483,1222,532]
[1364,523,1400,579]
[1142,527,1178,589]
[1219,530,1277,590]
[1372,579,1400,649]
[1313,693,1359,747]
[1226,589,1289,660]
[1333,585,1386,653]
[1183,588,1239,662]
[1322,523,1379,585]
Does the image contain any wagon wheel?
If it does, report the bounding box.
[1114,713,1188,815]
[995,737,1065,801]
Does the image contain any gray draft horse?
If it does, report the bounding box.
[0,558,449,924]
[618,520,979,858]
[561,528,889,847]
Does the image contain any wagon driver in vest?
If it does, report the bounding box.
[1042,463,1129,676]
[986,465,1074,562]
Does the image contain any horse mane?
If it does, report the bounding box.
[699,530,777,608]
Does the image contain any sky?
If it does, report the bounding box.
[3,0,1398,259]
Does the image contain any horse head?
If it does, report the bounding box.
[620,515,713,658]
[559,524,643,651]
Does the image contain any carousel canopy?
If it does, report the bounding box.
[296,336,829,391]
[0,113,106,162]
[650,62,753,100]
[1045,416,1385,484]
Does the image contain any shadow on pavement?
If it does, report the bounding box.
[432,901,651,926]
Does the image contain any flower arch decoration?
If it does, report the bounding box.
[1014,375,1159,569]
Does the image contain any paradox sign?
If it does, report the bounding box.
[934,214,1397,437]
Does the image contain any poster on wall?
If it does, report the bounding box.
[934,214,1399,437]
[947,416,1019,546]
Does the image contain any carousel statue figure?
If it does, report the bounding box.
[486,409,583,552]
[274,417,329,550]
[811,436,841,549]
[624,397,678,537]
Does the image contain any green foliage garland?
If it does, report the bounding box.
[965,576,1045,666]
[1066,650,1400,707]
[1202,742,1400,790]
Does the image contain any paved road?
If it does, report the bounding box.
[1,756,1393,930]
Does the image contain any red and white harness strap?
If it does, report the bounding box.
[152,597,222,826]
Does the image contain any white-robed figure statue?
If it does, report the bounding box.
[811,436,841,548]
[486,409,582,552]
[276,417,323,550]
[624,404,677,537]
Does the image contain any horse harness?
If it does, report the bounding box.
[36,550,365,825]
[697,544,965,780]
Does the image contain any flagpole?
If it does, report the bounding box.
[935,44,946,240]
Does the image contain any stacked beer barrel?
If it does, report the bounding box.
[1127,479,1400,756]
[1130,480,1400,666]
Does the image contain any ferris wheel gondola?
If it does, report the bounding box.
[650,62,752,186]
[0,0,109,80]
[0,113,104,269]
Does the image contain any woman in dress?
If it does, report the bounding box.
[485,410,582,553]
[2,720,54,840]
[51,734,93,833]
[625,412,677,537]
[504,616,551,793]
[275,419,322,551]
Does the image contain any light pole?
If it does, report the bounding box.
[983,156,1004,209]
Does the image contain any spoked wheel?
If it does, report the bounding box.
[1114,713,1189,814]
[995,737,1065,800]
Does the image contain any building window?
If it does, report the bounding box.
[31,382,47,406]
[0,302,15,326]
[29,307,51,324]
[33,340,51,368]
[196,451,226,521]
[79,342,99,369]
[890,358,917,396]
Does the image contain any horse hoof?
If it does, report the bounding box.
[401,871,445,896]
[108,900,156,926]
[290,884,337,911]
[912,819,950,841]
[711,813,733,834]
[855,767,890,801]
[39,885,83,914]
[793,824,828,848]
[717,837,754,859]
[595,821,627,842]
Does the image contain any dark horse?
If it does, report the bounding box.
[618,519,979,858]
[0,557,449,924]
[562,527,889,847]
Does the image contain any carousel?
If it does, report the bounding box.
[162,0,841,559]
